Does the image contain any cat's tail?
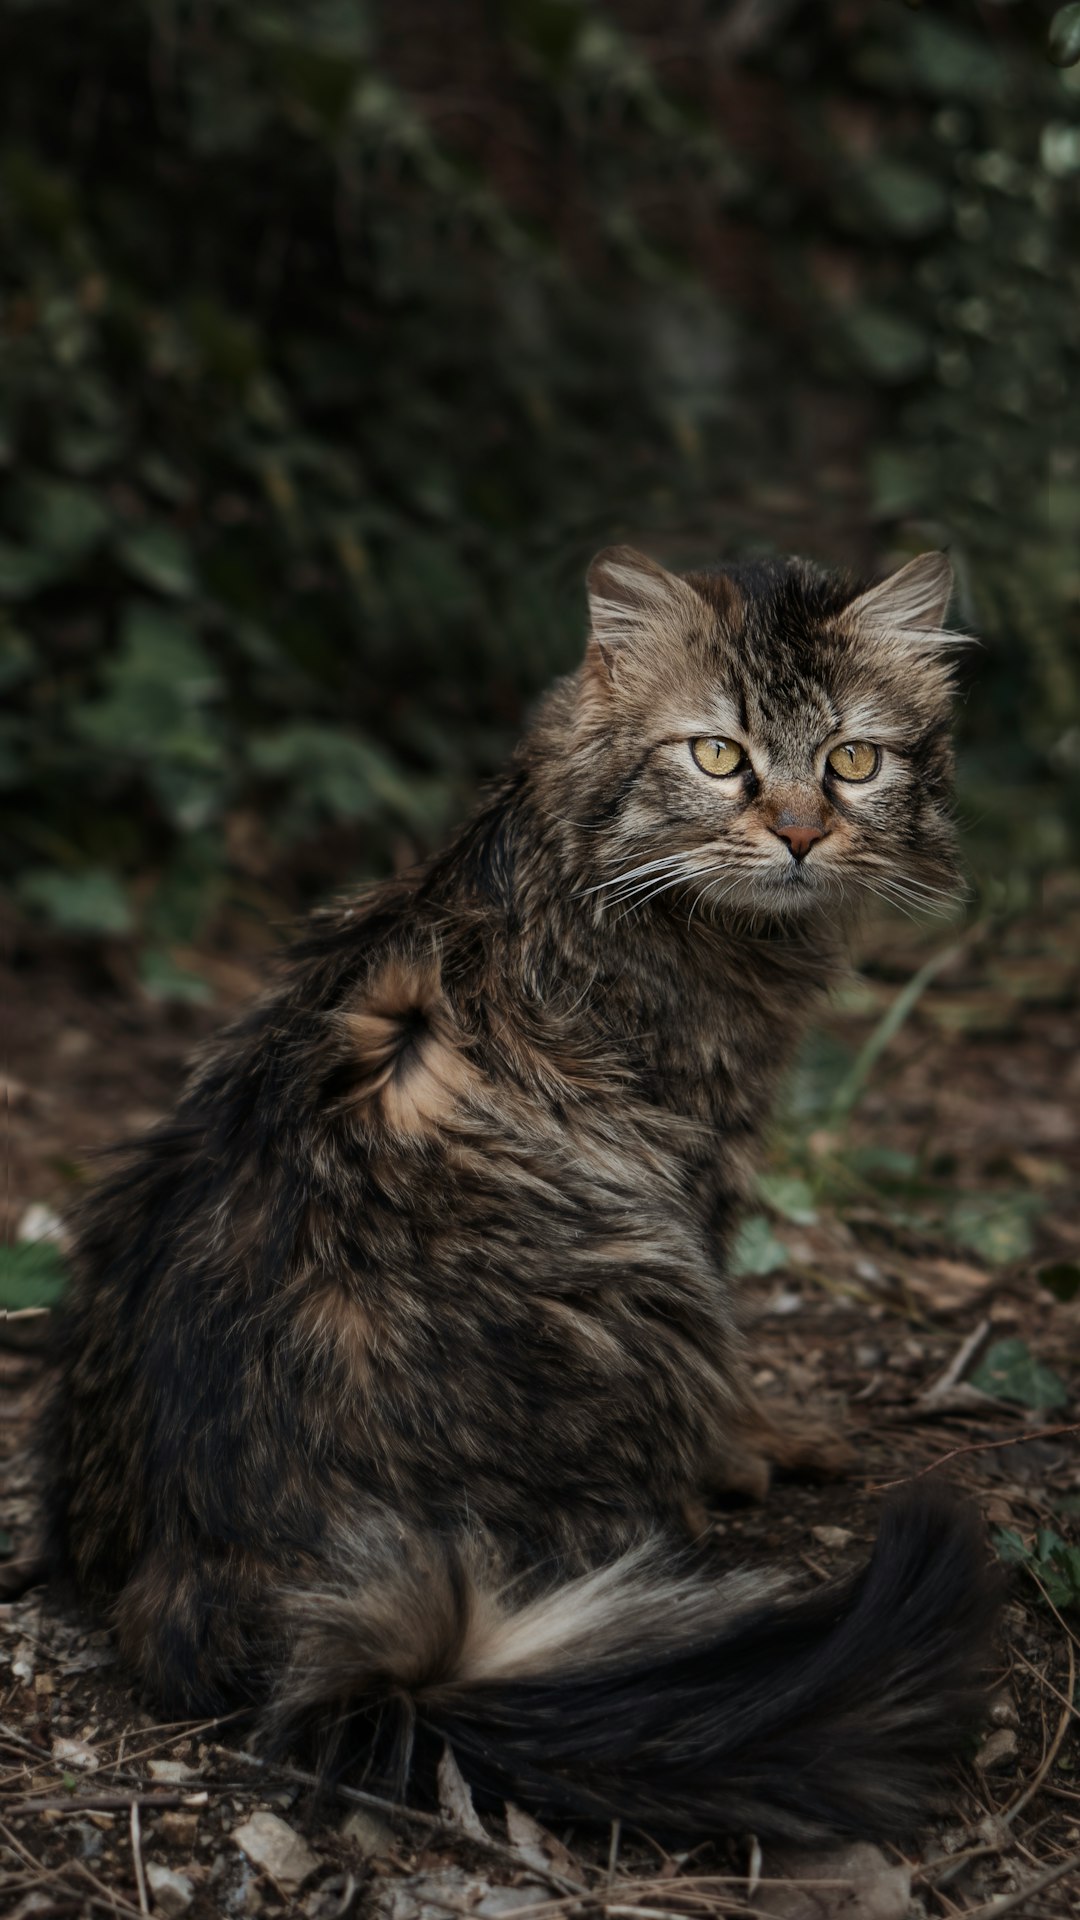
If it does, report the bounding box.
[270,1490,999,1845]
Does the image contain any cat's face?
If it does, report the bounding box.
[566,547,962,925]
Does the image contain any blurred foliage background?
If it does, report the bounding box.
[2,0,1079,992]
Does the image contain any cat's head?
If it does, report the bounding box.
[559,545,964,925]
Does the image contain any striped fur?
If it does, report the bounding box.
[45,546,996,1843]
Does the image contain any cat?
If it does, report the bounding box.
[44,544,998,1846]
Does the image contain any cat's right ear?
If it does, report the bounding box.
[585,547,702,677]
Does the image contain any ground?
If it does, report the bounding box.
[2,884,1079,1919]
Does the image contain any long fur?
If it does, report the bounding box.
[268,1492,997,1845]
[45,545,996,1845]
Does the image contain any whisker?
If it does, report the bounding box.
[615,867,700,922]
[577,856,689,900]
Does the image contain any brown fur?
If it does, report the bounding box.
[43,546,995,1843]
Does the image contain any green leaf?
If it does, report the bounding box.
[0,542,66,599]
[1040,1261,1080,1304]
[115,525,197,597]
[842,1146,920,1182]
[945,1193,1042,1266]
[855,159,949,239]
[74,604,225,827]
[23,478,111,559]
[730,1214,789,1277]
[1049,4,1080,68]
[248,723,436,828]
[757,1172,818,1226]
[993,1526,1033,1568]
[844,308,930,385]
[0,1239,68,1310]
[1041,1562,1079,1610]
[969,1338,1068,1411]
[18,866,133,937]
[0,622,35,691]
[138,947,214,1006]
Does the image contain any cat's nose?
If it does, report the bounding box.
[773,823,827,861]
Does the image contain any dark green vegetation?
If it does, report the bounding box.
[2,0,1078,964]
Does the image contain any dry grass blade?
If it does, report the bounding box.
[960,1849,1080,1917]
[1002,1635,1076,1829]
[129,1800,149,1916]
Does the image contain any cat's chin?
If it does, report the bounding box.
[694,869,841,924]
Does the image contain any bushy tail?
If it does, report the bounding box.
[271,1491,999,1845]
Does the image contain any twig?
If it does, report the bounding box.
[212,1745,586,1899]
[961,1850,1080,1917]
[1003,1636,1076,1826]
[867,1421,1080,1490]
[919,1318,991,1407]
[0,1813,144,1919]
[1027,1565,1080,1653]
[130,1800,150,1916]
[606,1819,622,1885]
[8,1788,210,1815]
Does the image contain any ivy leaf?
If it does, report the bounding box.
[969,1338,1068,1411]
[945,1193,1042,1266]
[0,1239,69,1310]
[730,1214,789,1277]
[18,866,133,937]
[138,947,214,1006]
[757,1172,818,1226]
[1049,4,1080,68]
[992,1526,1032,1568]
[115,525,197,597]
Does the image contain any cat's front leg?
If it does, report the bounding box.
[695,1390,854,1509]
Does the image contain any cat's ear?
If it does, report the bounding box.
[845,552,954,643]
[585,546,704,674]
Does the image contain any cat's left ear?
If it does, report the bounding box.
[845,552,954,643]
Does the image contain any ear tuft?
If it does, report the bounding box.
[847,551,954,635]
[585,546,700,671]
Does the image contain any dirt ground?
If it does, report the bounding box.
[2,884,1079,1920]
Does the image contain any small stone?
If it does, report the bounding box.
[810,1525,853,1551]
[52,1734,100,1771]
[976,1727,1018,1771]
[340,1808,396,1856]
[988,1689,1019,1729]
[158,1811,200,1850]
[148,1759,194,1784]
[145,1863,194,1915]
[232,1811,320,1893]
[18,1202,68,1248]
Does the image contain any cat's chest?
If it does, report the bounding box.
[639,981,799,1135]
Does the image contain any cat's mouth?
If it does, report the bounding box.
[689,857,838,921]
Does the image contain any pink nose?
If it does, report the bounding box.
[774,823,826,861]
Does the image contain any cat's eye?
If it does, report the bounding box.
[826,741,880,783]
[691,738,746,778]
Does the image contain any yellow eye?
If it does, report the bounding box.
[691,738,745,778]
[827,741,880,783]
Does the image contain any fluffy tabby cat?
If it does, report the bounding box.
[47,546,998,1845]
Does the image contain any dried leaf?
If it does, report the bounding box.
[504,1804,579,1881]
[437,1744,487,1841]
